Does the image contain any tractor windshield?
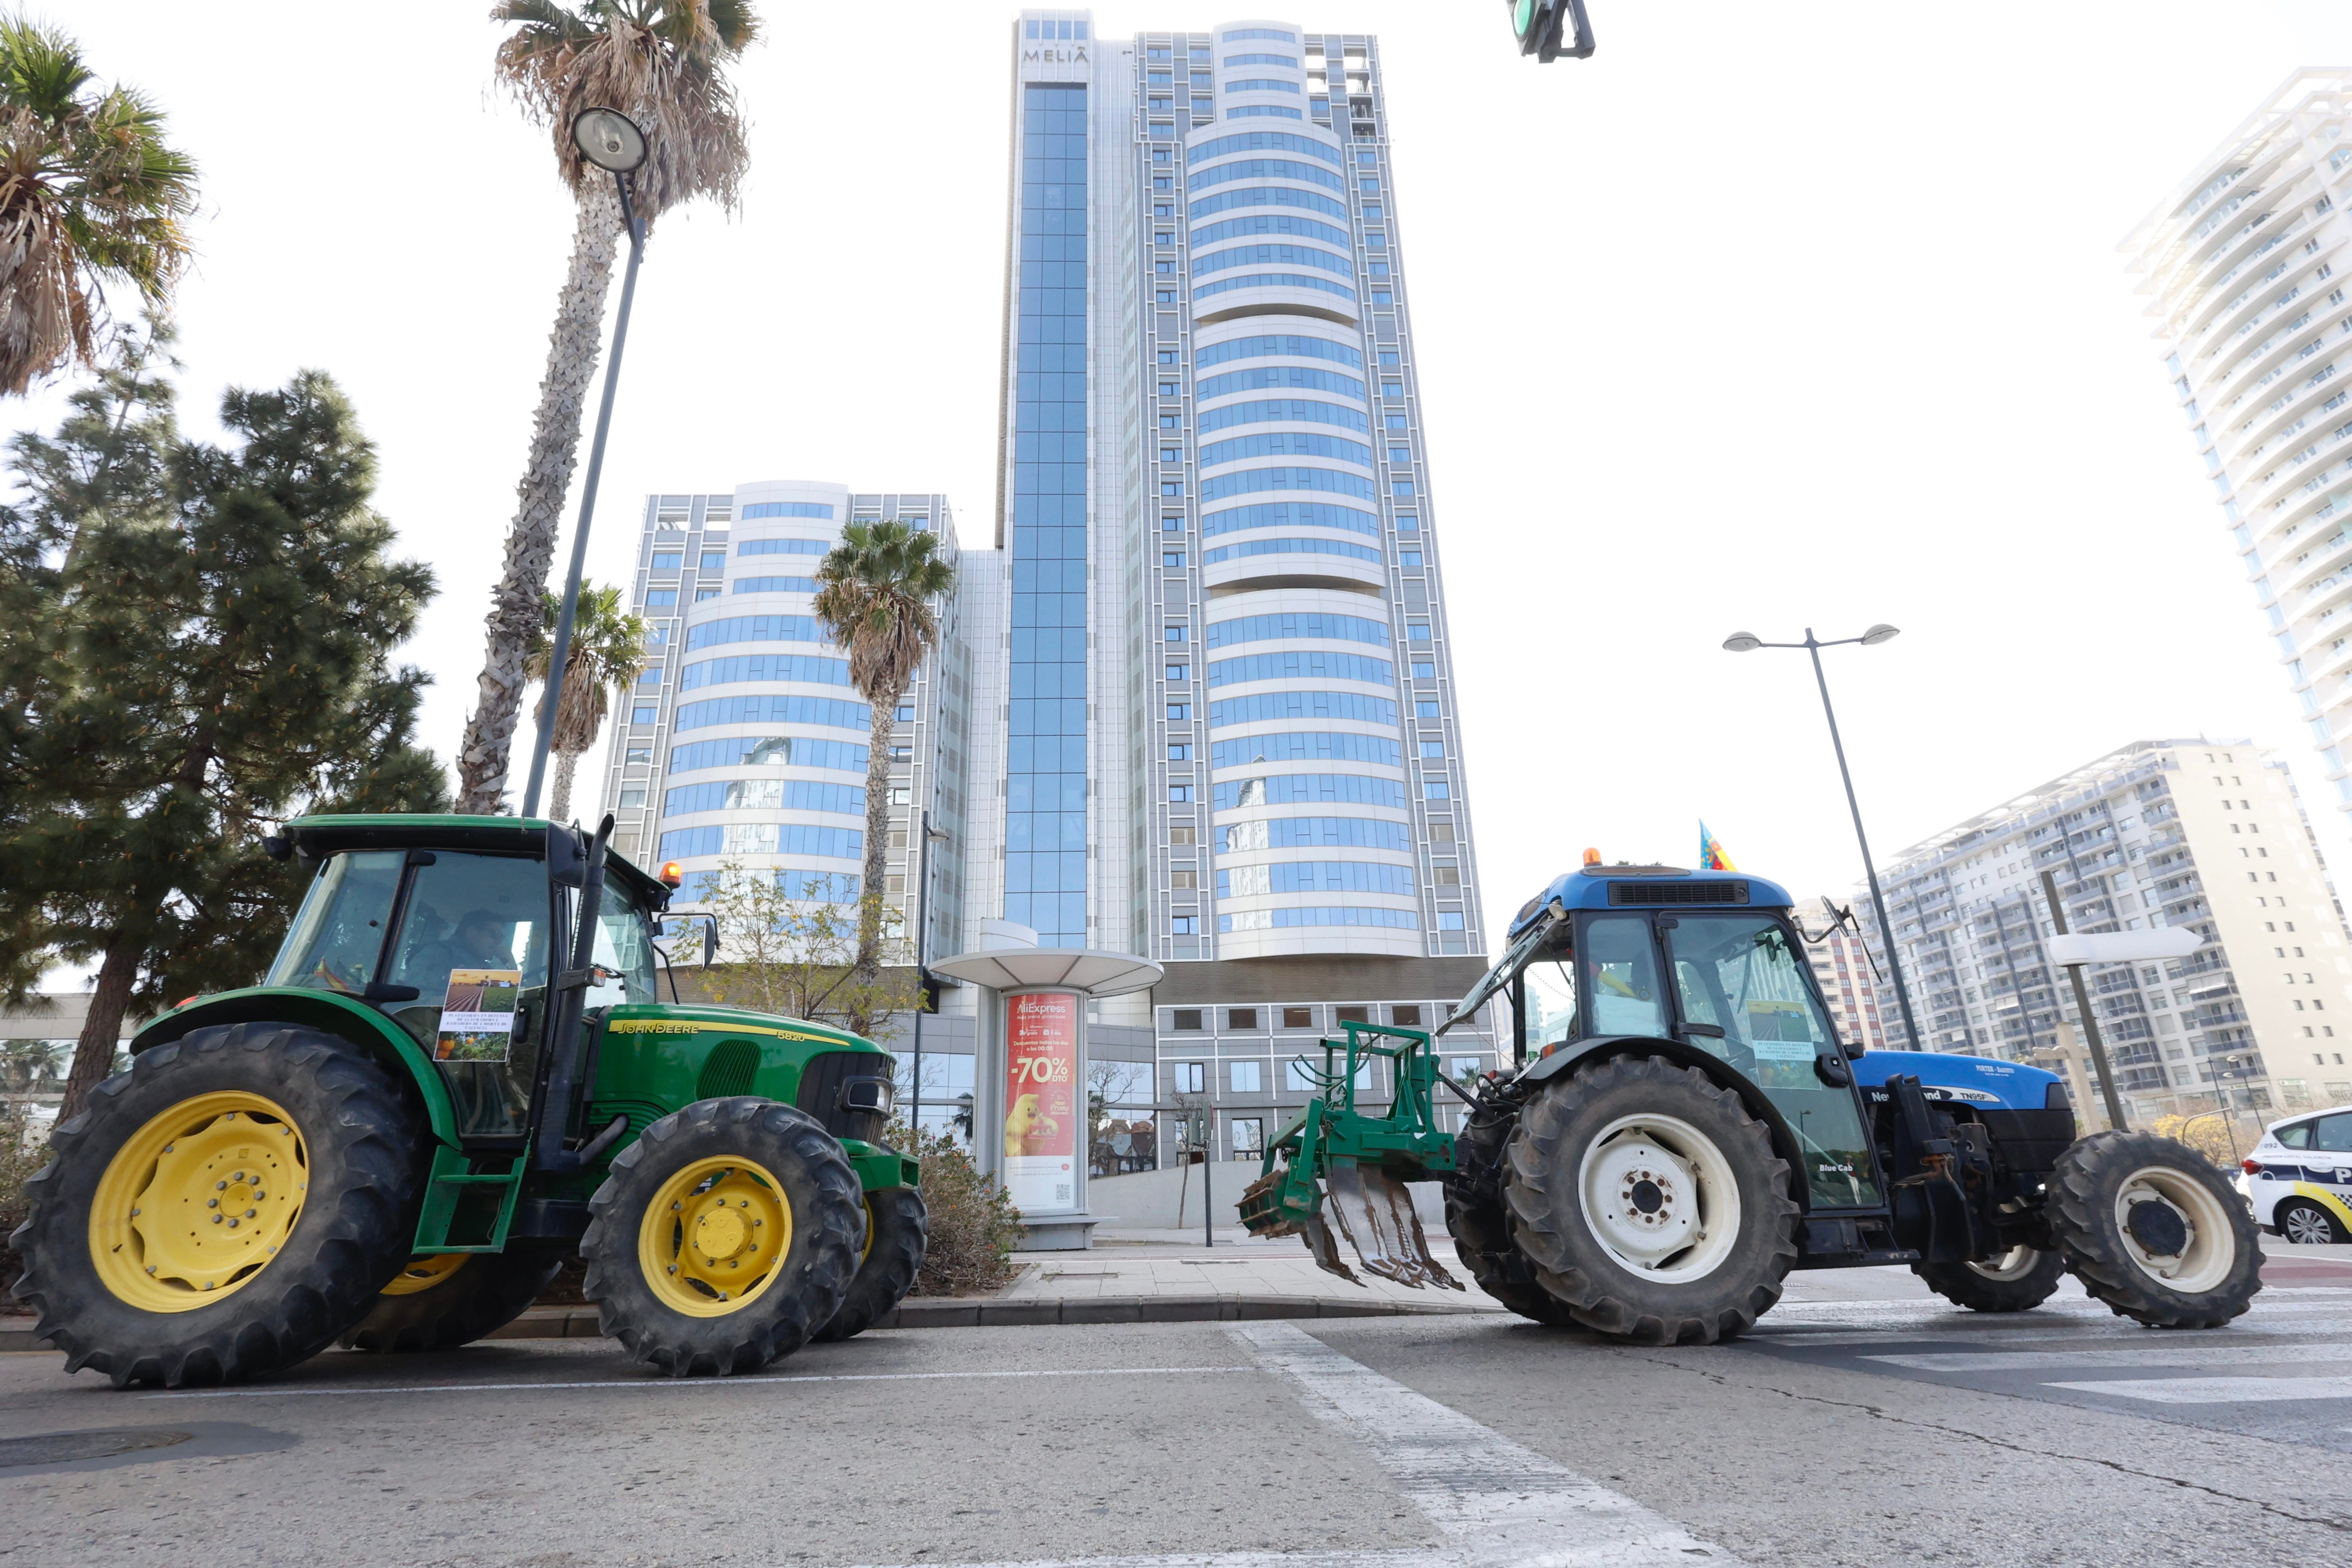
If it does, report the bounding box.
[1663,913,1880,1209]
[583,878,659,1008]
[269,851,405,992]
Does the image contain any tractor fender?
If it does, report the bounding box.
[130,986,460,1147]
[1516,1035,1814,1212]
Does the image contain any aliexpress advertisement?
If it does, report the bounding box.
[1003,990,1080,1214]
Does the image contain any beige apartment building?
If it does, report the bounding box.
[1857,740,2352,1125]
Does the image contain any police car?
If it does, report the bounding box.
[2240,1105,2352,1245]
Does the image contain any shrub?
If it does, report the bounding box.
[1,1107,50,1304]
[896,1123,1022,1296]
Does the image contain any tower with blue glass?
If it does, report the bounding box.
[990,13,1498,1163]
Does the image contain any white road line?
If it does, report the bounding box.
[1867,1343,2352,1372]
[2047,1375,2352,1405]
[144,1365,1255,1400]
[1762,1316,2352,1349]
[1230,1319,1742,1565]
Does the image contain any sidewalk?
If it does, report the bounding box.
[8,1236,2344,1354]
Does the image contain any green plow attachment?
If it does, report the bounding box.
[1237,1021,1463,1289]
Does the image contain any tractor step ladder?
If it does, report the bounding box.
[411,1145,528,1253]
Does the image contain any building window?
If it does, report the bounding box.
[1283,1006,1314,1028]
[1167,702,1192,720]
[694,587,721,601]
[699,551,725,571]
[1382,381,1403,398]
[652,552,683,568]
[895,704,915,722]
[1167,662,1190,681]
[1231,1117,1264,1158]
[1228,1008,1258,1031]
[618,789,646,808]
[1169,826,1196,845]
[1231,1060,1262,1091]
[624,747,652,766]
[1412,660,1436,679]
[1392,1005,1422,1026]
[1170,866,1196,887]
[1399,551,1421,569]
[1168,743,1193,761]
[632,705,658,725]
[1169,784,1193,802]
[1336,1005,1369,1025]
[889,786,912,805]
[1438,911,1466,930]
[1165,625,1188,642]
[1174,1061,1205,1093]
[1420,740,1445,759]
[645,590,678,607]
[1172,1009,1203,1032]
[1164,550,1187,570]
[1408,623,1432,643]
[1163,515,1185,532]
[1172,914,1198,934]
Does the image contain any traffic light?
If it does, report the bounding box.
[1509,0,1596,62]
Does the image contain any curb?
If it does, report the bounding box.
[0,1294,1499,1355]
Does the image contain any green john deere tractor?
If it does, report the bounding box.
[9,814,925,1386]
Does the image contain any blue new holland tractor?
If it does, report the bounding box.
[1238,858,2263,1342]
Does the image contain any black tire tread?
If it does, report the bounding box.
[1912,1248,2066,1313]
[7,1022,424,1387]
[812,1185,928,1342]
[1442,1107,1579,1326]
[1504,1054,1799,1346]
[340,1249,564,1353]
[581,1096,862,1376]
[2048,1129,2262,1329]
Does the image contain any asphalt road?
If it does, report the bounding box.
[4,1286,2351,1568]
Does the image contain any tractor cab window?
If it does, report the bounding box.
[583,879,659,1009]
[1523,951,1579,1053]
[1664,913,1880,1209]
[1582,916,1665,1037]
[268,850,405,992]
[382,852,555,1140]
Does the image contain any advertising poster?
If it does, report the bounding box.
[433,968,522,1062]
[1003,990,1080,1214]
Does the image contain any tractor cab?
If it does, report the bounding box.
[1445,858,1884,1214]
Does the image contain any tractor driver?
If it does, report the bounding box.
[1585,916,1667,1037]
[409,909,516,990]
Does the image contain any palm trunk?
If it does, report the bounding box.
[59,934,140,1121]
[454,181,623,814]
[849,694,895,1029]
[550,748,581,823]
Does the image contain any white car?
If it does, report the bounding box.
[2240,1106,2352,1245]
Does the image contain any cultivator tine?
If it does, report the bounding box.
[1325,1161,1417,1286]
[1301,1211,1362,1285]
[1385,1173,1463,1291]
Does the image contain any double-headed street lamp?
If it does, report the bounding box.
[1722,625,1925,1054]
[523,107,652,819]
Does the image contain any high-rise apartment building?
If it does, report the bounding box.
[595,483,974,971]
[981,13,1500,1156]
[1856,739,2352,1125]
[2124,70,2352,815]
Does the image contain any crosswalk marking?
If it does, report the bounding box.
[1864,1343,2352,1372]
[2046,1375,2352,1405]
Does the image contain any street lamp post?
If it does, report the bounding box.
[906,810,952,1136]
[1722,625,1924,1054]
[523,107,652,820]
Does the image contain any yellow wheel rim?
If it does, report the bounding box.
[89,1091,308,1313]
[636,1156,792,1317]
[381,1254,470,1297]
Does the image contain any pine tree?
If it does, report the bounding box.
[0,322,445,1116]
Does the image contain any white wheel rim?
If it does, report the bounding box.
[1967,1246,2042,1283]
[1576,1112,1742,1284]
[2283,1204,2335,1246]
[2112,1166,2236,1294]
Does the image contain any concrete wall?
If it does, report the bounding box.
[1087,1161,1447,1230]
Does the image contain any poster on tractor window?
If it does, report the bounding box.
[1003,990,1080,1214]
[434,969,522,1062]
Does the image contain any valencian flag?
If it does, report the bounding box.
[1698,822,1736,871]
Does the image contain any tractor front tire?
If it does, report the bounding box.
[813,1186,928,1343]
[2049,1130,2261,1329]
[1914,1246,2066,1313]
[8,1022,423,1387]
[1443,1107,1578,1326]
[1504,1054,1799,1345]
[582,1097,862,1375]
[340,1249,564,1353]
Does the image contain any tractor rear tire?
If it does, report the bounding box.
[582,1096,863,1375]
[8,1022,423,1388]
[2048,1129,2261,1329]
[1504,1053,1799,1345]
[339,1249,564,1353]
[1443,1107,1578,1326]
[813,1186,928,1342]
[1914,1246,2066,1313]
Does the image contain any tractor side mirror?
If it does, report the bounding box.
[702,921,719,967]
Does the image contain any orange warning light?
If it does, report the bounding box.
[1581,847,1601,867]
[659,860,684,887]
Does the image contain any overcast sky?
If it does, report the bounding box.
[31,2,2352,952]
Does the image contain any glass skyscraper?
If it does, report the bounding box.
[974,13,1500,1156]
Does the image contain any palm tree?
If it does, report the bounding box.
[455,0,757,813]
[812,521,956,1013]
[0,18,197,396]
[525,581,649,822]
